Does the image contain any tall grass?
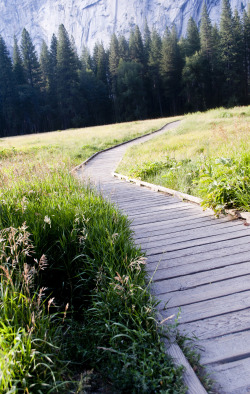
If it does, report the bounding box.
[0,225,67,393]
[0,117,180,168]
[117,106,250,212]
[0,122,185,392]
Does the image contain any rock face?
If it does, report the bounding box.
[0,0,248,54]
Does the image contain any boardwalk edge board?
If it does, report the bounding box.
[113,171,203,204]
[112,172,250,224]
[166,340,208,394]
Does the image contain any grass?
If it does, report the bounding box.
[117,106,250,213]
[0,117,180,168]
[0,117,185,393]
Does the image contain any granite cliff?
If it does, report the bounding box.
[0,0,248,53]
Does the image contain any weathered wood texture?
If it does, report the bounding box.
[78,121,250,394]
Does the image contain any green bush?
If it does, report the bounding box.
[198,155,250,213]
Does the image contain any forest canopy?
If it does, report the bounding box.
[0,0,249,137]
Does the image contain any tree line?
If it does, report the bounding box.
[0,0,249,137]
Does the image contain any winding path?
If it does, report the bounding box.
[77,121,250,394]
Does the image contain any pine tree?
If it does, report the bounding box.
[182,51,210,111]
[44,34,59,129]
[243,5,250,102]
[70,35,80,68]
[200,3,213,61]
[0,35,16,136]
[56,24,79,128]
[92,42,99,75]
[21,28,41,88]
[148,30,163,116]
[116,60,147,121]
[50,34,58,75]
[40,40,51,92]
[129,25,144,65]
[160,26,182,114]
[220,0,234,68]
[220,0,244,104]
[13,35,26,85]
[81,45,92,71]
[95,43,108,85]
[232,9,245,102]
[109,33,120,78]
[143,19,151,64]
[109,33,120,121]
[186,17,200,57]
[118,36,129,62]
[210,24,224,106]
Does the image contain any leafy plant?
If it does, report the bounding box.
[198,155,250,213]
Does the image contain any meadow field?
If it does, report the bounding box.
[117,106,250,213]
[1,107,249,391]
[0,117,184,393]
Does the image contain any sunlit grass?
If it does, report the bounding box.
[117,106,250,212]
[118,107,249,167]
[0,117,181,168]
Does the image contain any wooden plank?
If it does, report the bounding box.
[153,261,250,294]
[205,358,250,394]
[120,200,179,211]
[129,209,197,222]
[131,207,208,227]
[118,194,180,205]
[178,309,250,340]
[126,201,192,216]
[131,211,217,231]
[145,234,250,258]
[144,230,250,256]
[199,331,250,365]
[160,290,250,324]
[138,221,245,248]
[154,275,250,309]
[165,340,207,394]
[112,195,166,205]
[134,216,234,240]
[141,225,249,249]
[148,250,250,280]
[135,220,243,245]
[146,238,250,266]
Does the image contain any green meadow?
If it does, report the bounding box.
[118,106,250,213]
[0,117,184,393]
[1,107,249,391]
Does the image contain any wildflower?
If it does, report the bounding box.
[44,215,51,228]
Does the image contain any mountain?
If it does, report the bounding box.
[0,0,248,54]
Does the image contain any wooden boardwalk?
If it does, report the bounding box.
[77,122,250,394]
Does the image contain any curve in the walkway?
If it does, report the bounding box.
[77,121,250,394]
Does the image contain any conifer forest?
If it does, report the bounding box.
[0,1,249,137]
